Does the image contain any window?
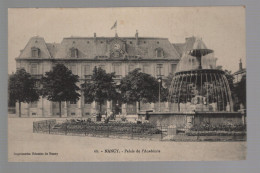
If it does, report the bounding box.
[32,50,38,57]
[156,49,163,58]
[129,41,132,44]
[143,65,150,74]
[156,64,164,77]
[192,59,195,65]
[70,48,78,58]
[157,41,160,44]
[84,65,91,79]
[30,64,37,75]
[128,64,135,73]
[31,47,40,58]
[70,101,76,104]
[171,64,177,73]
[113,64,121,76]
[144,41,146,44]
[30,101,37,108]
[52,102,58,108]
[70,65,77,74]
[20,64,26,70]
[98,64,106,71]
[84,65,91,75]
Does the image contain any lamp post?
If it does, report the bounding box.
[158,77,162,112]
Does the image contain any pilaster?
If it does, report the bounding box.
[122,103,127,116]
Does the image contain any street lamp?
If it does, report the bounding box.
[158,77,162,112]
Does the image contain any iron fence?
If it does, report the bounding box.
[32,119,246,141]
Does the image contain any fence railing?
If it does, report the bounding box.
[32,120,246,141]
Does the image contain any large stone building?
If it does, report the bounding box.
[15,32,215,117]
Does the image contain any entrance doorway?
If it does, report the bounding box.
[112,100,122,115]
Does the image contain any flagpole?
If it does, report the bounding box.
[115,22,117,35]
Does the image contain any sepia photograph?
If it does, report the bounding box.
[8,7,246,162]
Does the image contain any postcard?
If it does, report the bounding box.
[8,7,246,162]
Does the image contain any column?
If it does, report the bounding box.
[151,103,155,112]
[106,101,112,115]
[77,97,82,117]
[136,102,140,114]
[91,101,97,114]
[44,98,52,117]
[37,97,43,117]
[15,102,19,117]
[165,102,170,112]
[122,103,127,116]
[122,63,126,77]
[23,102,29,117]
[63,101,68,117]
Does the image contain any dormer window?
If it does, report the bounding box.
[70,48,78,58]
[155,48,164,58]
[31,47,40,58]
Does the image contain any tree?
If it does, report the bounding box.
[81,67,119,116]
[41,64,80,117]
[234,75,246,109]
[8,69,39,117]
[119,68,163,111]
[164,73,174,89]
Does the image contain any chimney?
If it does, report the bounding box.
[239,59,242,70]
[135,30,139,45]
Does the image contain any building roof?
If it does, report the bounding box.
[172,43,185,57]
[18,36,51,58]
[18,34,181,60]
[172,36,211,57]
[233,68,246,76]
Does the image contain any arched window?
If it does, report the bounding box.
[70,48,78,58]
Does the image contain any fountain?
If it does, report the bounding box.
[139,37,243,127]
[168,37,233,113]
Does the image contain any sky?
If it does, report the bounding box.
[8,7,246,74]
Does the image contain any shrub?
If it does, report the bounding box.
[104,117,110,124]
[87,118,92,123]
[190,122,246,132]
[121,117,127,122]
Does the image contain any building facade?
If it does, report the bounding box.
[233,59,246,84]
[232,59,246,111]
[15,32,214,117]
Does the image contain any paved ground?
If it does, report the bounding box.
[8,117,246,162]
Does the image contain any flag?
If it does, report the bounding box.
[111,21,117,30]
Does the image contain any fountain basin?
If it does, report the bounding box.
[138,112,244,128]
